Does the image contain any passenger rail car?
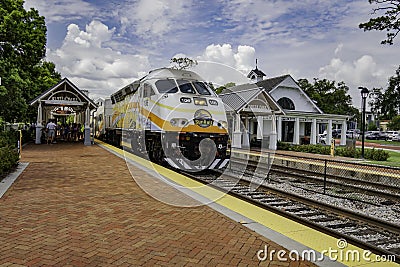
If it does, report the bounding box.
[97,68,230,171]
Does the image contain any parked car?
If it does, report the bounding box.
[346,129,360,139]
[365,131,388,140]
[392,133,400,142]
[386,131,400,141]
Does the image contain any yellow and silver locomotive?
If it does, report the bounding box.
[99,68,230,171]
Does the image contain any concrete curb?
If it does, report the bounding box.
[0,162,29,199]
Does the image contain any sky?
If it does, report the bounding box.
[24,0,400,107]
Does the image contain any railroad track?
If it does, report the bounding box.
[106,141,400,262]
[232,150,400,179]
[182,170,400,263]
[230,157,400,204]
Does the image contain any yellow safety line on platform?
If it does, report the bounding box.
[95,140,397,267]
[232,149,400,179]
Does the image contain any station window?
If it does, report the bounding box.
[277,97,295,110]
[155,79,178,93]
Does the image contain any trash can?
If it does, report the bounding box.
[346,138,356,149]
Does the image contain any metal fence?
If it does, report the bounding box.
[231,150,400,204]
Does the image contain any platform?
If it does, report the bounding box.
[0,142,318,266]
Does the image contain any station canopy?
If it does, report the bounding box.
[30,78,97,116]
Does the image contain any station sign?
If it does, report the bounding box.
[45,92,83,105]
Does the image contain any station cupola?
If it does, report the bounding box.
[247,59,266,83]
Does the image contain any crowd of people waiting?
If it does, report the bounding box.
[43,120,85,144]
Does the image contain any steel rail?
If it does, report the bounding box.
[230,157,400,201]
[182,171,400,263]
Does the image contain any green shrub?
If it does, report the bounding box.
[0,146,19,176]
[277,141,291,150]
[364,148,390,161]
[335,147,361,158]
[277,142,330,155]
[277,142,389,161]
[0,130,20,177]
[0,130,18,148]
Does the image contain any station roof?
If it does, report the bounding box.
[256,75,290,93]
[30,78,97,110]
[219,83,284,115]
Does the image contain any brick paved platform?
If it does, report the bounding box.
[0,143,316,266]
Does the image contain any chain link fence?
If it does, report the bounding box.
[230,150,400,204]
[270,152,400,203]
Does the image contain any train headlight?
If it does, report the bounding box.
[194,97,207,106]
[218,120,228,129]
[170,118,188,127]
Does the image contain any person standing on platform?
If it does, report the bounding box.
[46,120,57,144]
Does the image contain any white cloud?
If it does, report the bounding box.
[201,44,235,66]
[234,45,256,73]
[334,43,343,56]
[28,0,400,106]
[47,20,151,98]
[318,54,387,106]
[219,0,351,46]
[118,0,192,39]
[24,0,96,23]
[319,55,385,87]
[199,44,255,74]
[187,44,256,86]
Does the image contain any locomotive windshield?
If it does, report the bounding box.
[155,79,179,93]
[193,82,211,95]
[176,80,196,94]
[176,80,212,95]
[155,79,212,95]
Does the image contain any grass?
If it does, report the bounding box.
[364,150,400,168]
[364,139,400,146]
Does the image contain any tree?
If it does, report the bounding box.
[388,115,400,130]
[297,78,359,117]
[359,0,400,45]
[214,82,236,94]
[0,0,60,122]
[368,87,384,116]
[367,121,379,131]
[369,65,400,120]
[170,57,198,70]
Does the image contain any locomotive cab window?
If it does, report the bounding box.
[177,80,195,94]
[155,79,178,93]
[193,82,211,95]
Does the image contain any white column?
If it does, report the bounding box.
[257,116,263,140]
[277,116,282,141]
[327,119,333,145]
[85,107,90,127]
[311,118,317,145]
[242,117,250,148]
[340,120,347,146]
[35,102,43,144]
[84,106,92,145]
[269,113,277,150]
[232,113,242,148]
[293,117,300,145]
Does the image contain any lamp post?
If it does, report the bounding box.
[359,86,369,159]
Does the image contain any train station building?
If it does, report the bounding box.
[220,67,350,149]
[29,78,98,145]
